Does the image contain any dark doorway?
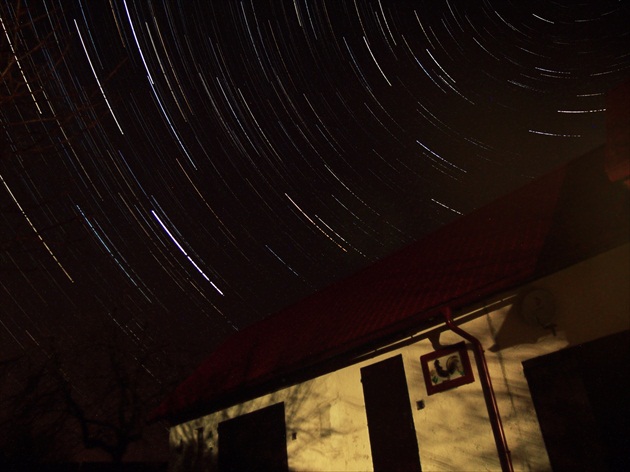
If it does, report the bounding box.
[361,354,422,472]
[523,330,629,472]
[218,402,288,472]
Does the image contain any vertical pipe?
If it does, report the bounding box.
[442,307,514,472]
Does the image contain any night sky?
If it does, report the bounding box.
[1,0,629,430]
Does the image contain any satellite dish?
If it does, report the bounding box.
[520,288,556,328]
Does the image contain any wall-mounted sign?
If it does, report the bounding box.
[421,342,474,395]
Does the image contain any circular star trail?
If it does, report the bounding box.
[1,1,629,377]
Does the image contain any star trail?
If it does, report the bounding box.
[1,0,628,440]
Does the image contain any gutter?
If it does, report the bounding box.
[442,307,514,472]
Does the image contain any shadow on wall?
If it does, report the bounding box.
[487,287,557,353]
[169,376,358,472]
[489,244,630,353]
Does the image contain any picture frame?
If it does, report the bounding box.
[421,342,474,395]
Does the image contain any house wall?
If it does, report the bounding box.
[169,242,630,471]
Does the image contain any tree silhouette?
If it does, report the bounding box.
[1,0,124,156]
[0,320,186,465]
[0,353,76,464]
[53,332,170,463]
[1,0,124,266]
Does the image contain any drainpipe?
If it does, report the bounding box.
[442,307,514,472]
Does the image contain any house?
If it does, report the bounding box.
[152,81,629,472]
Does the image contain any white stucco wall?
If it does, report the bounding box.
[169,242,630,471]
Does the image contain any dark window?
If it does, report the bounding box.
[218,402,288,472]
[523,330,629,472]
[361,354,422,472]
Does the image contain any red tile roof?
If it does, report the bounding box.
[152,147,629,423]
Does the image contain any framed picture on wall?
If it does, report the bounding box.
[421,342,474,395]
